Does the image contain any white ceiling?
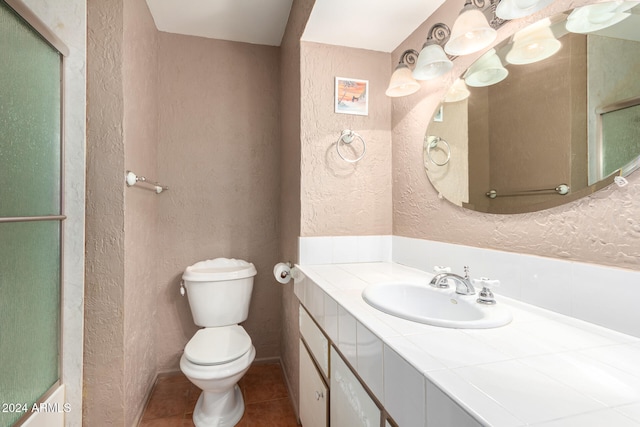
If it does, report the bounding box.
[302,0,446,52]
[145,0,446,53]
[145,0,295,46]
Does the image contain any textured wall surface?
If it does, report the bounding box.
[21,0,86,425]
[279,0,315,417]
[86,0,160,424]
[156,33,282,371]
[392,0,640,271]
[85,0,126,424]
[300,42,393,237]
[122,0,158,424]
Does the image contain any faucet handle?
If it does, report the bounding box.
[472,278,500,305]
[471,278,500,288]
[433,266,451,274]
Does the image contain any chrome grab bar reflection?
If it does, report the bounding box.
[486,184,569,198]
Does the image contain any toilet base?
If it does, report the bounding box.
[191,384,245,427]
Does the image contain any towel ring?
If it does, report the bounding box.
[424,136,451,166]
[336,130,366,163]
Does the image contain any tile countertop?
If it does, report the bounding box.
[295,262,640,427]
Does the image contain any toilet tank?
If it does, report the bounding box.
[182,258,257,327]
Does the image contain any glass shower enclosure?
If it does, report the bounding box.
[0,1,64,425]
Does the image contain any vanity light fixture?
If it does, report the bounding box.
[463,48,509,86]
[385,49,422,97]
[495,0,556,20]
[388,0,509,97]
[565,0,639,33]
[444,78,471,102]
[445,0,500,56]
[413,24,455,81]
[505,18,561,64]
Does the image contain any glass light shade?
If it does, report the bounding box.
[505,20,561,64]
[445,7,497,56]
[496,0,556,19]
[566,1,637,33]
[412,43,453,80]
[385,64,421,97]
[464,48,509,87]
[444,78,471,102]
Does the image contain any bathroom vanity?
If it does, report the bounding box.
[295,262,640,427]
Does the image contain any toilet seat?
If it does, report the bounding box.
[185,325,251,366]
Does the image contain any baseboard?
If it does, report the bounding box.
[253,356,280,364]
[133,373,161,427]
[278,356,300,422]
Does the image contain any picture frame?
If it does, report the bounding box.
[335,77,368,116]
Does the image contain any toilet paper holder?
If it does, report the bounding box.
[273,262,297,284]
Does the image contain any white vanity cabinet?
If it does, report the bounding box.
[298,305,382,427]
[295,262,640,426]
[299,308,329,427]
[295,268,486,427]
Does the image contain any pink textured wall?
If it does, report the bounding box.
[392,0,640,270]
[279,20,394,418]
[86,0,160,424]
[155,33,283,371]
[279,0,316,417]
[278,31,393,418]
[122,0,159,423]
[300,42,393,237]
[88,4,284,420]
[85,0,126,424]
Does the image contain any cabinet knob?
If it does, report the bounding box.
[315,390,324,400]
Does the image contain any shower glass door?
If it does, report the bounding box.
[0,1,64,425]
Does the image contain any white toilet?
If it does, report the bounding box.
[180,258,257,427]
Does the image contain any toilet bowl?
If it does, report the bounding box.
[180,326,256,427]
[179,258,257,427]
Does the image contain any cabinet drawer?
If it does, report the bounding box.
[330,346,381,427]
[300,305,329,377]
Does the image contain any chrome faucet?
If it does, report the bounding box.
[429,266,475,295]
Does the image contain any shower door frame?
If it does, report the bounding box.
[2,1,83,426]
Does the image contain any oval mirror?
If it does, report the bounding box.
[424,2,640,214]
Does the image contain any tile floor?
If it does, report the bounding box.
[139,362,299,426]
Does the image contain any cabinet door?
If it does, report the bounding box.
[299,340,328,427]
[330,346,381,427]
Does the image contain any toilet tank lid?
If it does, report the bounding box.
[184,325,252,365]
[182,258,257,282]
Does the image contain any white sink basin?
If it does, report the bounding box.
[362,282,512,329]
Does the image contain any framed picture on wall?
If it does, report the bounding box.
[335,77,368,116]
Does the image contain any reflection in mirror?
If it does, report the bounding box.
[598,100,640,179]
[424,2,640,214]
